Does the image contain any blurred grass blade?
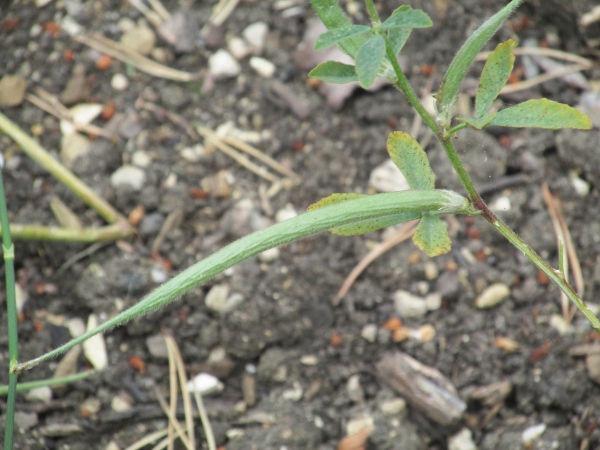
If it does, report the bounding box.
[412,214,451,256]
[476,39,517,117]
[387,131,435,190]
[381,8,432,29]
[311,0,366,57]
[488,99,592,129]
[436,0,525,123]
[314,25,370,50]
[309,61,358,84]
[356,34,386,88]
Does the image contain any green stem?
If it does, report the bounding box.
[0,370,98,396]
[3,222,132,242]
[488,213,600,332]
[14,189,474,372]
[0,112,128,226]
[448,123,468,136]
[0,165,18,449]
[383,37,482,203]
[364,0,380,24]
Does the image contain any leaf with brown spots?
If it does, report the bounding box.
[387,131,435,190]
[412,215,451,256]
[489,99,591,130]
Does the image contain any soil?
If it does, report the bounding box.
[1,0,600,449]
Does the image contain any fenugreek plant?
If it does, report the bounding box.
[3,0,598,446]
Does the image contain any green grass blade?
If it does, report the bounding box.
[436,0,525,124]
[476,39,517,117]
[387,131,435,190]
[14,190,474,372]
[381,8,432,29]
[311,0,366,57]
[309,61,358,84]
[356,34,386,88]
[314,25,371,50]
[412,214,451,256]
[488,99,592,130]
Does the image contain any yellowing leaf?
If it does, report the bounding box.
[412,215,451,256]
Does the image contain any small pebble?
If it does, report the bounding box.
[205,284,230,313]
[369,159,410,192]
[120,25,156,55]
[424,262,439,280]
[300,355,318,366]
[208,49,241,79]
[249,56,276,78]
[425,292,442,311]
[361,324,378,343]
[475,283,510,309]
[61,132,91,168]
[549,314,571,335]
[228,36,251,60]
[180,144,205,162]
[111,73,129,91]
[132,150,152,168]
[522,423,546,443]
[393,290,428,318]
[111,394,132,412]
[146,334,169,359]
[259,247,280,262]
[282,382,303,401]
[80,397,102,418]
[25,386,52,403]
[346,375,364,403]
[242,21,268,54]
[275,204,298,222]
[0,75,27,106]
[66,318,85,338]
[187,373,224,395]
[15,284,28,314]
[14,411,38,432]
[110,165,146,191]
[379,398,406,416]
[571,174,590,197]
[150,267,168,283]
[489,195,511,212]
[448,428,477,450]
[83,314,108,369]
[586,354,600,384]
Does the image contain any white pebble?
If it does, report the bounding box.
[132,150,151,168]
[259,247,280,262]
[208,49,241,79]
[522,423,546,443]
[393,290,428,318]
[187,373,224,395]
[242,21,268,54]
[25,386,52,403]
[550,314,571,335]
[282,382,303,401]
[228,37,251,60]
[205,284,230,313]
[369,159,410,193]
[111,73,129,91]
[490,195,511,212]
[83,314,108,369]
[448,428,477,450]
[425,292,442,311]
[475,283,510,309]
[110,165,146,191]
[379,398,406,416]
[275,204,298,222]
[361,324,378,343]
[249,57,276,78]
[66,318,85,338]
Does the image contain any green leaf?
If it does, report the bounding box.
[381,8,432,29]
[309,61,358,84]
[307,192,421,235]
[330,212,421,236]
[456,112,497,129]
[488,99,592,130]
[314,25,371,50]
[436,0,525,124]
[412,215,451,256]
[386,6,412,55]
[387,131,435,190]
[310,0,367,58]
[476,39,518,117]
[356,34,386,89]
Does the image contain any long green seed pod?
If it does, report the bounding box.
[14,189,474,372]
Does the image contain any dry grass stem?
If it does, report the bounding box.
[72,33,197,82]
[196,126,282,183]
[208,0,240,27]
[334,221,419,305]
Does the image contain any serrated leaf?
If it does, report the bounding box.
[356,34,386,89]
[330,212,421,236]
[314,25,371,50]
[412,215,451,256]
[476,39,518,117]
[387,131,435,190]
[381,8,432,30]
[436,0,525,124]
[488,99,592,130]
[311,0,367,58]
[307,192,421,236]
[456,112,498,129]
[309,61,358,84]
